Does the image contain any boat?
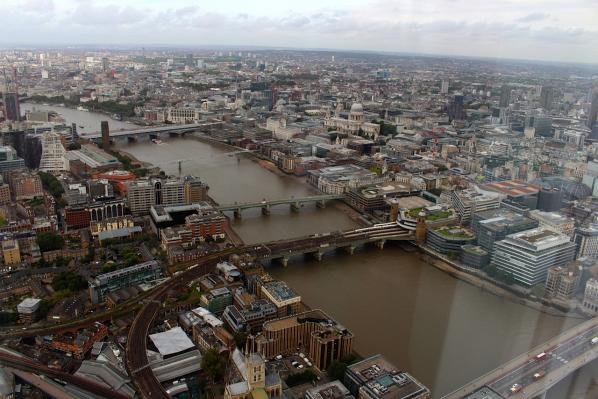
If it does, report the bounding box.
[76,106,89,112]
[151,139,163,145]
[78,125,85,129]
[111,113,122,121]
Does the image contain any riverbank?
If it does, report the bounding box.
[415,243,587,319]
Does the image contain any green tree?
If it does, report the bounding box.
[52,271,87,292]
[37,232,65,252]
[233,332,248,349]
[201,348,226,382]
[327,360,347,381]
[286,369,317,387]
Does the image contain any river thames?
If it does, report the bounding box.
[22,106,598,398]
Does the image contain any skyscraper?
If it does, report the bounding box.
[3,92,20,122]
[588,88,598,130]
[499,85,511,108]
[39,131,67,172]
[540,86,555,110]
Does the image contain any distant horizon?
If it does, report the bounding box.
[2,0,598,65]
[3,41,598,70]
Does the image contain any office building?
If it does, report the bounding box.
[260,280,301,317]
[426,225,475,256]
[471,208,538,252]
[307,164,380,195]
[51,322,108,359]
[545,264,581,300]
[440,80,449,94]
[7,170,43,200]
[588,88,598,130]
[127,178,187,215]
[183,175,209,203]
[17,298,42,323]
[252,309,354,371]
[38,131,68,172]
[0,183,10,205]
[344,354,431,399]
[88,260,163,303]
[583,278,598,314]
[3,92,20,122]
[540,86,555,110]
[461,245,490,269]
[573,225,598,259]
[528,210,575,236]
[1,238,21,265]
[450,189,500,224]
[200,287,232,314]
[525,115,552,138]
[491,228,577,287]
[0,146,25,173]
[499,85,511,108]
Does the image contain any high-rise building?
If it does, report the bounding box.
[447,94,465,121]
[39,131,67,172]
[450,189,500,224]
[540,86,555,110]
[126,177,188,215]
[491,228,577,287]
[588,88,598,130]
[573,225,598,259]
[545,264,581,300]
[525,115,552,137]
[101,121,110,149]
[2,92,20,123]
[499,85,511,108]
[0,146,25,173]
[583,278,598,314]
[101,57,109,72]
[440,80,449,94]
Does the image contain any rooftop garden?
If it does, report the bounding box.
[408,207,453,221]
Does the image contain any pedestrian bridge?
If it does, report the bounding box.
[217,194,344,218]
[442,316,598,399]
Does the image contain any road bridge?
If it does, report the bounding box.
[79,121,223,142]
[442,316,598,399]
[217,194,344,218]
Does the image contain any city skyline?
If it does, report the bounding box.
[3,0,598,64]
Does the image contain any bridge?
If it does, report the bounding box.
[78,121,223,142]
[125,223,414,398]
[217,194,344,218]
[442,316,598,399]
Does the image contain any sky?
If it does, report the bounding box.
[2,0,598,63]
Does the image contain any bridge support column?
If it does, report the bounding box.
[280,256,289,267]
[290,202,300,212]
[312,251,323,261]
[376,239,386,250]
[316,200,326,209]
[261,205,270,215]
[234,208,242,219]
[344,245,356,255]
[532,393,547,399]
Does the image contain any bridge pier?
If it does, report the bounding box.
[344,245,356,255]
[280,256,289,267]
[316,200,326,209]
[312,251,323,261]
[376,239,386,250]
[290,202,300,212]
[261,205,270,216]
[532,393,547,399]
[234,208,242,219]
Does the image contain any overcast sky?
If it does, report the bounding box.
[3,0,598,63]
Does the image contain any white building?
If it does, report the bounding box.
[491,228,577,287]
[573,225,598,259]
[528,210,575,236]
[39,131,68,172]
[583,278,598,314]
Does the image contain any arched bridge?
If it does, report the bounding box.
[217,194,344,218]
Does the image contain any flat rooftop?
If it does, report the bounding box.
[482,180,540,197]
[262,281,300,303]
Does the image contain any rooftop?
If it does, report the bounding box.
[149,327,195,356]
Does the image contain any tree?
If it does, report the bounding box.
[37,232,65,252]
[286,369,317,387]
[201,349,226,382]
[233,331,248,349]
[52,271,87,292]
[327,360,347,381]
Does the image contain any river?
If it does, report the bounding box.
[30,105,598,398]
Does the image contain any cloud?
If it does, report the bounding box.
[517,12,550,23]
